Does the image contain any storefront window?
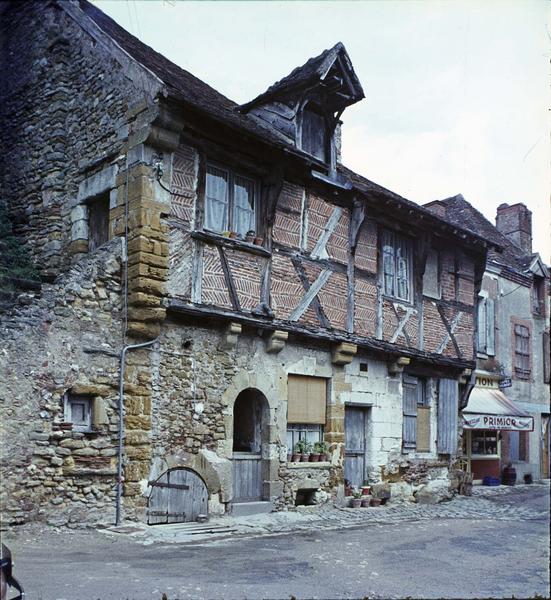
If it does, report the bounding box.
[471,430,498,456]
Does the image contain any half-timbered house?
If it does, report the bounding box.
[1,0,492,526]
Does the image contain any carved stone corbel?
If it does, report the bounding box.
[219,322,242,350]
[332,342,357,366]
[387,356,410,375]
[458,369,472,385]
[266,330,288,354]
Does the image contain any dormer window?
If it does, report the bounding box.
[300,103,329,163]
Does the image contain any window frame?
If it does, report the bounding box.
[64,393,93,433]
[286,424,324,454]
[402,375,430,452]
[381,229,414,303]
[298,102,330,164]
[87,192,110,252]
[203,162,258,238]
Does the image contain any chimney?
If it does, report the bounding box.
[495,203,532,254]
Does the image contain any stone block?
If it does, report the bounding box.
[68,239,89,255]
[128,276,165,296]
[266,330,288,354]
[127,306,166,323]
[125,415,151,430]
[125,430,150,445]
[77,165,117,202]
[92,397,109,427]
[127,292,162,307]
[127,251,168,269]
[332,342,357,365]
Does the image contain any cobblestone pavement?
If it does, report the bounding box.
[104,482,550,545]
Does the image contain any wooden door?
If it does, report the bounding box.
[147,468,208,525]
[345,406,368,488]
[232,453,262,501]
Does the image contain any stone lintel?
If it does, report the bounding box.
[266,330,288,354]
[332,342,357,365]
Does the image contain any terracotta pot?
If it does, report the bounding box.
[370,497,382,507]
[310,454,322,462]
[291,453,300,462]
[351,498,362,508]
[245,235,254,244]
[254,236,263,245]
[300,454,309,462]
[320,453,328,462]
[345,486,352,497]
[361,486,371,496]
[228,232,237,239]
[361,498,370,508]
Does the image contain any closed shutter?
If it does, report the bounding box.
[382,231,395,296]
[477,297,486,352]
[287,375,327,425]
[486,298,495,356]
[543,332,550,383]
[422,250,440,299]
[437,378,458,454]
[416,406,431,452]
[402,377,417,449]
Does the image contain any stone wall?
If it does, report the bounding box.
[0,240,124,527]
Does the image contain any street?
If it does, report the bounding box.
[4,484,550,600]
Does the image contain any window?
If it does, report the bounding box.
[381,230,413,302]
[286,424,324,454]
[287,375,327,452]
[532,277,546,316]
[204,164,256,237]
[88,193,110,252]
[402,375,430,452]
[477,295,495,355]
[513,324,531,380]
[470,430,498,456]
[64,393,92,432]
[300,103,329,163]
[422,249,441,299]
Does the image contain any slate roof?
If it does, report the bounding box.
[424,195,532,272]
[240,42,365,112]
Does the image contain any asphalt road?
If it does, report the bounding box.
[5,485,550,600]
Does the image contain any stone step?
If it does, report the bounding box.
[232,501,273,517]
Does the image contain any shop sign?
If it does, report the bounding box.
[462,414,534,432]
[475,375,499,389]
[499,378,512,389]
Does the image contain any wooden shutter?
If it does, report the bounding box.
[437,378,458,454]
[477,297,486,353]
[543,332,550,383]
[287,375,327,425]
[396,238,411,301]
[416,406,431,452]
[382,231,395,296]
[486,298,495,356]
[422,250,440,299]
[402,377,417,449]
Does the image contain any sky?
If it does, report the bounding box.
[95,0,550,260]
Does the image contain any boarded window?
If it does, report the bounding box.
[514,324,530,379]
[509,430,529,462]
[204,164,256,237]
[88,194,110,251]
[422,250,441,299]
[402,376,430,452]
[477,296,495,356]
[381,230,413,302]
[301,103,328,163]
[437,378,458,454]
[287,375,327,425]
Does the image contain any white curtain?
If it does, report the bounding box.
[205,166,228,232]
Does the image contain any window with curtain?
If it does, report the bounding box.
[514,324,531,379]
[204,164,256,237]
[381,230,413,302]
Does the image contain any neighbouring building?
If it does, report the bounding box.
[426,197,550,483]
[1,0,494,528]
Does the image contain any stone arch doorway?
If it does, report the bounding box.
[232,388,269,502]
[147,467,208,525]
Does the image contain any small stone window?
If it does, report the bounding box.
[88,193,110,251]
[64,393,92,432]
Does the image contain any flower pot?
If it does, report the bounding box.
[351,498,362,508]
[291,453,300,462]
[253,237,263,246]
[370,497,382,507]
[345,486,353,497]
[245,235,254,244]
[320,453,328,462]
[361,486,371,496]
[228,232,237,239]
[300,454,309,462]
[361,498,370,508]
[310,453,321,462]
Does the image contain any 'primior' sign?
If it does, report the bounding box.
[462,414,534,431]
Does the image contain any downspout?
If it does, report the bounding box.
[115,338,158,526]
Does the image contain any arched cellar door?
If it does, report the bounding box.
[147,468,208,525]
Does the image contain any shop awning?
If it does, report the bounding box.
[462,388,534,431]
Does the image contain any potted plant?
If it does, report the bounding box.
[344,479,353,497]
[253,235,263,246]
[351,489,362,508]
[245,230,255,244]
[314,441,328,461]
[361,496,371,508]
[361,481,371,496]
[370,497,382,507]
[291,442,302,462]
[228,231,237,239]
[295,439,311,462]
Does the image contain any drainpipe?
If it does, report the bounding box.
[115,338,158,526]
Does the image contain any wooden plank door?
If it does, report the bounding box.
[148,468,208,525]
[232,452,262,501]
[345,406,368,488]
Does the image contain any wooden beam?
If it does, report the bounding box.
[311,206,342,259]
[217,246,241,312]
[290,258,332,327]
[389,304,414,346]
[436,306,462,358]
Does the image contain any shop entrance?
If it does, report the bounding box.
[344,406,371,488]
[232,388,268,501]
